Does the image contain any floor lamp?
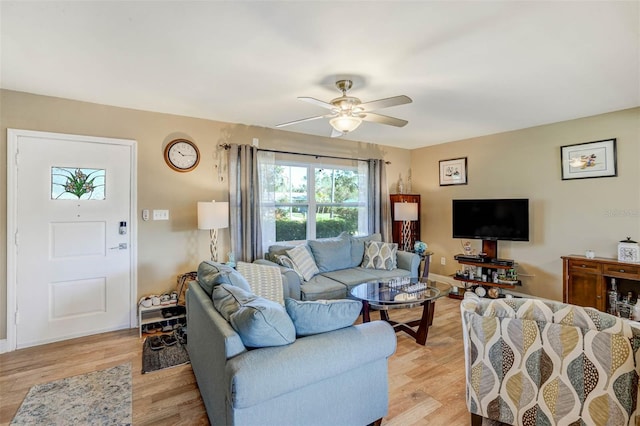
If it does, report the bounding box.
[197,200,229,262]
[394,202,418,252]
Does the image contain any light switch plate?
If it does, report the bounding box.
[153,209,169,220]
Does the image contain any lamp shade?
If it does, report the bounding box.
[197,201,229,230]
[394,202,418,221]
[329,115,362,133]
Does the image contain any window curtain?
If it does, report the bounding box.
[368,159,392,242]
[228,144,262,262]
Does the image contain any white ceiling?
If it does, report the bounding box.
[1,1,639,149]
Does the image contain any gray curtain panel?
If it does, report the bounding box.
[368,159,392,242]
[228,144,263,262]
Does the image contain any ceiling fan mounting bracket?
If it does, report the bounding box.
[335,79,353,94]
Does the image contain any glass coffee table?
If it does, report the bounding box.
[349,278,451,345]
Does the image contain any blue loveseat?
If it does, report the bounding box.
[187,261,397,426]
[257,233,421,300]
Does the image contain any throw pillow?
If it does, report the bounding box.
[342,232,382,267]
[361,241,398,270]
[286,245,319,281]
[212,284,296,348]
[308,237,351,272]
[197,261,251,297]
[276,255,304,281]
[236,261,285,305]
[284,298,362,336]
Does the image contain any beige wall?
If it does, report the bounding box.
[410,107,640,301]
[0,89,411,340]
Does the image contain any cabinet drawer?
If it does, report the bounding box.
[568,259,602,274]
[603,263,640,280]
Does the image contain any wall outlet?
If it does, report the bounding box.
[440,256,446,265]
[153,209,169,220]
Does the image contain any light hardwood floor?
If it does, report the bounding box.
[0,297,468,425]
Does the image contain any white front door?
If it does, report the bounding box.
[7,129,137,349]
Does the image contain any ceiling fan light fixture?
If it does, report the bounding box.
[329,115,362,133]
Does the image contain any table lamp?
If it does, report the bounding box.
[198,200,229,262]
[394,202,418,252]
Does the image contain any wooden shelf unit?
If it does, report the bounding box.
[562,255,640,313]
[453,241,519,299]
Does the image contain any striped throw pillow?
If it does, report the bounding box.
[236,261,285,305]
[286,245,319,281]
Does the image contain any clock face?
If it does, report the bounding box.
[619,247,638,262]
[164,139,200,172]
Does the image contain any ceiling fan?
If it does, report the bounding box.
[276,80,412,137]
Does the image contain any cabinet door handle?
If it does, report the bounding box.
[596,295,601,299]
[580,264,586,268]
[619,269,625,273]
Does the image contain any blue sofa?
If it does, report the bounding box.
[257,233,421,301]
[187,261,398,426]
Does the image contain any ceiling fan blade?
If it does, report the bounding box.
[362,112,408,127]
[298,97,335,110]
[330,128,344,138]
[359,95,412,112]
[276,115,328,128]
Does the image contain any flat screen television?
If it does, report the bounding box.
[452,199,529,241]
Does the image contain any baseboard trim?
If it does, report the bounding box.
[0,338,9,354]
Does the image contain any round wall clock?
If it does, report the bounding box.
[164,139,200,172]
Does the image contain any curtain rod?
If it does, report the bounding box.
[218,143,391,164]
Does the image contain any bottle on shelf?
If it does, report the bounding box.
[633,299,640,321]
[608,278,618,316]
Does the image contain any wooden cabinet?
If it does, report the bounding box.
[390,194,420,251]
[562,255,640,313]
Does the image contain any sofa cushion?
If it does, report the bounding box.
[344,232,382,267]
[236,261,285,305]
[321,268,380,286]
[286,245,319,281]
[284,298,362,336]
[197,261,251,297]
[299,275,348,301]
[308,237,352,273]
[361,241,398,270]
[212,284,296,348]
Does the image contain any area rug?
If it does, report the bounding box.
[141,334,190,374]
[11,363,132,425]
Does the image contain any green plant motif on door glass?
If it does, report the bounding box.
[51,167,106,200]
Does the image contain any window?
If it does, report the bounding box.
[51,167,106,200]
[259,153,369,248]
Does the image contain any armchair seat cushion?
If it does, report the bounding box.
[284,298,362,336]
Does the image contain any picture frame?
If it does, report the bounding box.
[560,138,617,180]
[439,157,467,186]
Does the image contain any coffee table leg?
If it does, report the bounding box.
[416,301,433,345]
[362,300,371,323]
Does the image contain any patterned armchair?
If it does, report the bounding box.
[461,293,640,426]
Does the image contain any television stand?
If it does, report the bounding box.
[452,240,520,299]
[481,240,498,259]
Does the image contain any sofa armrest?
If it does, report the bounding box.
[397,250,420,277]
[226,320,396,409]
[253,259,301,299]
